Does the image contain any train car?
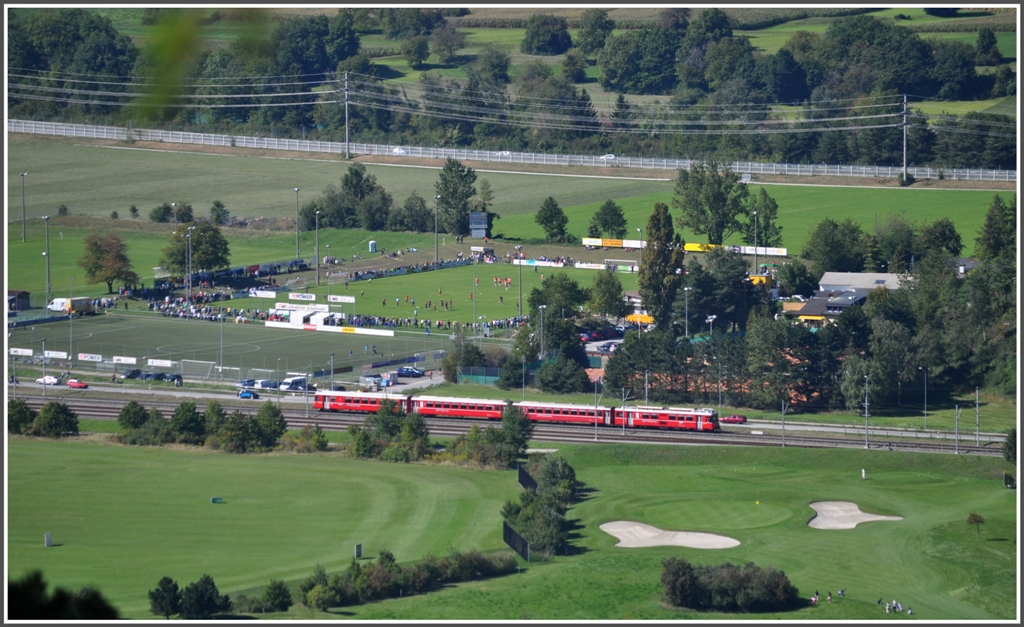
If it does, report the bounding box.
[614,405,719,431]
[514,401,614,426]
[314,391,412,413]
[411,396,506,420]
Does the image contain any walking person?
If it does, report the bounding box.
[827,592,831,604]
[885,603,890,614]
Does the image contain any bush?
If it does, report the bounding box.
[180,574,230,619]
[661,557,800,612]
[57,204,69,217]
[30,402,79,438]
[261,579,293,612]
[8,399,38,434]
[110,210,119,219]
[9,570,119,619]
[379,442,411,463]
[117,400,148,431]
[899,172,916,186]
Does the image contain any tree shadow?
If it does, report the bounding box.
[575,484,599,502]
[563,519,591,556]
[373,65,406,81]
[986,538,1009,542]
[322,609,356,616]
[213,613,257,619]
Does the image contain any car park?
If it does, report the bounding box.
[66,378,88,389]
[236,379,257,389]
[396,366,424,378]
[238,389,260,400]
[121,369,141,379]
[36,375,60,385]
[720,415,747,424]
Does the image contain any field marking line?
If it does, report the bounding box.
[83,144,1009,191]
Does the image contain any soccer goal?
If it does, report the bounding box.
[604,259,639,272]
[216,366,240,381]
[248,368,276,381]
[181,359,216,379]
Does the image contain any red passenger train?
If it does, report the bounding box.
[313,392,719,432]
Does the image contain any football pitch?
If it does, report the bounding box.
[6,438,1016,620]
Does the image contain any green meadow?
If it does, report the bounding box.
[7,134,1011,301]
[6,437,1015,619]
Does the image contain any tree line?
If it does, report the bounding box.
[8,8,1016,169]
[604,193,1016,412]
[501,455,581,556]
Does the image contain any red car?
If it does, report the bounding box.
[720,415,747,424]
[66,378,89,389]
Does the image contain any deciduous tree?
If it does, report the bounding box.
[430,22,466,65]
[521,14,572,55]
[9,570,119,619]
[160,222,231,274]
[401,36,430,69]
[170,400,206,444]
[31,401,79,438]
[590,268,626,319]
[672,161,749,246]
[576,9,615,56]
[638,202,686,329]
[77,231,140,293]
[527,272,589,318]
[801,217,866,277]
[592,199,627,239]
[255,402,288,448]
[966,512,985,540]
[180,574,231,619]
[435,158,477,236]
[117,400,149,431]
[740,187,783,248]
[8,399,38,434]
[1003,428,1016,465]
[262,579,293,612]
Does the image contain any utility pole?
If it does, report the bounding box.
[902,93,908,181]
[344,71,350,159]
[752,210,758,275]
[955,405,961,454]
[975,387,980,446]
[294,188,300,260]
[42,215,51,304]
[434,195,441,263]
[683,287,691,338]
[20,172,27,242]
[41,338,47,398]
[69,277,74,369]
[863,375,870,449]
[644,370,648,406]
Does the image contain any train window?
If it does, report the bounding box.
[444,403,450,409]
[470,404,476,410]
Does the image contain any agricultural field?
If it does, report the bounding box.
[6,437,1016,619]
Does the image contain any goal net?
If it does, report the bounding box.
[181,359,216,379]
[604,259,639,272]
[247,368,276,381]
[217,366,240,381]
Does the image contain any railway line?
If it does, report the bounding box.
[16,395,1001,457]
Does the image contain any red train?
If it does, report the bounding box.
[312,391,719,432]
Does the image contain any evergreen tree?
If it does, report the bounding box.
[8,399,37,434]
[255,402,288,449]
[148,576,182,619]
[170,401,205,445]
[592,199,628,239]
[535,197,569,242]
[180,574,231,620]
[638,202,686,329]
[610,93,633,130]
[974,194,1015,261]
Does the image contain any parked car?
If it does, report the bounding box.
[330,385,347,391]
[150,373,167,381]
[282,382,316,392]
[36,375,60,386]
[165,374,182,383]
[720,415,747,424]
[391,147,407,155]
[66,378,88,389]
[237,389,260,400]
[598,153,616,161]
[597,342,620,354]
[236,379,257,389]
[121,369,142,380]
[396,366,424,378]
[255,380,279,390]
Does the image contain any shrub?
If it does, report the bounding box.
[116,400,148,431]
[8,399,38,434]
[57,204,69,217]
[180,575,230,619]
[305,584,337,612]
[30,402,79,438]
[661,557,800,613]
[110,210,119,219]
[261,579,293,612]
[379,442,411,463]
[899,172,916,186]
[298,564,328,607]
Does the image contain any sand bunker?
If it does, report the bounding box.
[808,501,903,530]
[600,521,740,549]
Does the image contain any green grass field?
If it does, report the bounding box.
[6,437,1015,619]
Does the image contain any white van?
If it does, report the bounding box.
[279,376,308,391]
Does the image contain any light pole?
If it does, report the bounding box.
[41,337,47,398]
[473,253,478,338]
[171,202,177,229]
[277,357,281,408]
[919,367,927,429]
[515,245,523,323]
[325,244,331,300]
[42,215,51,304]
[20,172,27,242]
[69,277,74,368]
[294,188,301,260]
[434,195,441,263]
[636,227,644,270]
[330,353,335,390]
[315,210,321,286]
[706,314,716,337]
[186,225,195,301]
[683,286,692,338]
[538,305,547,361]
[752,210,758,275]
[219,308,224,379]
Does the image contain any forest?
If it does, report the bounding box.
[6,7,1017,169]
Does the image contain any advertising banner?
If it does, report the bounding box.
[44,350,68,359]
[328,295,356,303]
[574,263,606,270]
[147,358,174,367]
[604,239,624,248]
[9,348,33,356]
[113,356,137,365]
[581,238,603,247]
[78,353,103,362]
[288,292,316,301]
[252,289,278,299]
[274,302,329,312]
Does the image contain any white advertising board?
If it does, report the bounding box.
[44,350,68,359]
[328,295,356,303]
[78,353,103,362]
[9,348,33,356]
[147,358,174,367]
[289,292,316,301]
[113,356,137,365]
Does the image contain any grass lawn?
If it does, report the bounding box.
[6,437,1016,619]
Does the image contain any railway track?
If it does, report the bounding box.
[17,396,1000,457]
